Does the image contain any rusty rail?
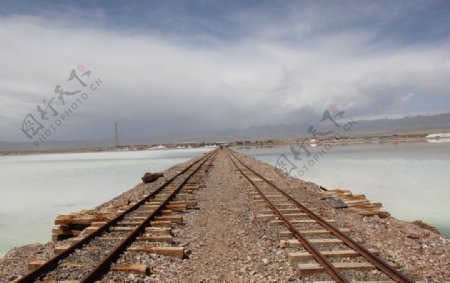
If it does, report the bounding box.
[225,149,348,282]
[225,148,413,283]
[19,149,217,283]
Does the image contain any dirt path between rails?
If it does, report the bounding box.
[160,150,297,282]
[186,152,249,282]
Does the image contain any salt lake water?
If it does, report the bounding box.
[0,148,211,257]
[235,142,450,238]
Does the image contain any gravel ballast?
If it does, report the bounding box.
[1,149,448,282]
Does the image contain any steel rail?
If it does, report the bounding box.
[81,149,217,282]
[226,148,413,283]
[19,149,217,283]
[225,150,348,283]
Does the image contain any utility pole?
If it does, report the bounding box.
[115,122,119,147]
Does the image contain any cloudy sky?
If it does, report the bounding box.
[1,0,450,142]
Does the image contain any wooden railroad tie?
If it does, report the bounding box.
[111,263,150,276]
[91,221,108,227]
[160,209,173,215]
[146,201,163,205]
[166,203,188,212]
[298,262,375,276]
[321,189,390,218]
[254,202,296,208]
[269,219,335,226]
[144,227,172,235]
[253,212,308,221]
[141,204,159,209]
[155,215,183,223]
[288,249,378,265]
[258,209,303,214]
[28,260,46,272]
[54,245,71,254]
[154,193,172,200]
[281,238,343,248]
[136,235,173,242]
[175,193,195,201]
[127,246,184,259]
[126,216,147,221]
[118,221,142,226]
[253,194,284,199]
[110,226,134,232]
[52,210,115,242]
[279,228,351,238]
[150,220,173,227]
[169,200,197,208]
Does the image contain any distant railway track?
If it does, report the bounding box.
[225,148,413,283]
[19,149,217,283]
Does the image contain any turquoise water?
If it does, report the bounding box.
[235,142,450,238]
[0,148,211,257]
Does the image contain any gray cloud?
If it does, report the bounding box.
[1,2,450,142]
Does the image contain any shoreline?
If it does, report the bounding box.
[0,153,206,281]
[236,141,450,239]
[2,130,450,157]
[1,150,448,281]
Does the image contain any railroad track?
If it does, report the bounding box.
[225,148,413,283]
[19,149,217,283]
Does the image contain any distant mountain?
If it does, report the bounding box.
[158,112,450,141]
[1,113,450,152]
[349,113,450,135]
[243,112,450,139]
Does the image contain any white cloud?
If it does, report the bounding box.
[0,12,449,141]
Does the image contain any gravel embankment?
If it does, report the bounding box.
[1,150,448,282]
[141,149,299,282]
[232,150,450,281]
[0,155,204,283]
